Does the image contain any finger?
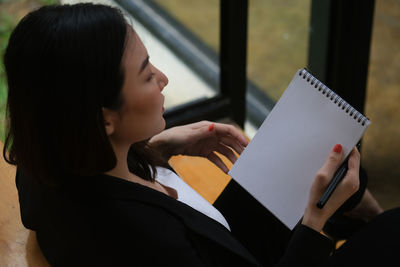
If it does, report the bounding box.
[214,123,248,147]
[219,136,245,155]
[341,147,360,190]
[316,144,344,186]
[186,122,216,142]
[189,120,211,129]
[319,147,360,207]
[347,147,360,173]
[216,143,237,164]
[207,152,229,173]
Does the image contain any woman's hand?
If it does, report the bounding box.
[302,145,360,232]
[149,121,248,173]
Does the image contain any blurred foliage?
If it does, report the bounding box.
[0,9,16,142]
[0,0,58,142]
[39,0,57,5]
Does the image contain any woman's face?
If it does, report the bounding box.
[107,28,168,144]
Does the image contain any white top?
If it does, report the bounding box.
[155,167,231,231]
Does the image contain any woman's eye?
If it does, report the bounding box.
[147,72,155,81]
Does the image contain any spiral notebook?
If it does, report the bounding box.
[229,68,370,230]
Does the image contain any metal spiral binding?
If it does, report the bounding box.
[299,68,369,126]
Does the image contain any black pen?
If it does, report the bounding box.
[316,142,361,209]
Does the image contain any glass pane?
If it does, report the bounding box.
[150,0,219,110]
[153,0,219,53]
[247,0,311,101]
[362,0,400,209]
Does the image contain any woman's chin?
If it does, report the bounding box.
[159,117,166,132]
[152,117,166,137]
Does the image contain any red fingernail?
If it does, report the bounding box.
[333,144,342,153]
[208,123,214,132]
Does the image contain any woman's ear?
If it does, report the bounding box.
[102,107,117,136]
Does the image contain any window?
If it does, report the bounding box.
[362,0,400,209]
[247,0,311,102]
[136,0,220,109]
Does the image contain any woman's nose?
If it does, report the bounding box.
[157,69,168,91]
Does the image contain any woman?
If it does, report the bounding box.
[3,3,399,266]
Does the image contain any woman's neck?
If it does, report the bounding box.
[105,141,132,181]
[104,140,177,199]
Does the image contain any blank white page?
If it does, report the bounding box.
[229,69,370,229]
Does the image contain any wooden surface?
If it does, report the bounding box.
[0,141,49,267]
[169,153,232,204]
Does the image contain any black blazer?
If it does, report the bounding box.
[17,170,333,266]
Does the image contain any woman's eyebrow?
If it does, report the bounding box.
[139,56,149,74]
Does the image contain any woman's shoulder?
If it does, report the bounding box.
[17,169,184,230]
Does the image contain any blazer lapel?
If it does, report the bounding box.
[95,174,260,266]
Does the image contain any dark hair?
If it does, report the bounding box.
[3,3,162,185]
